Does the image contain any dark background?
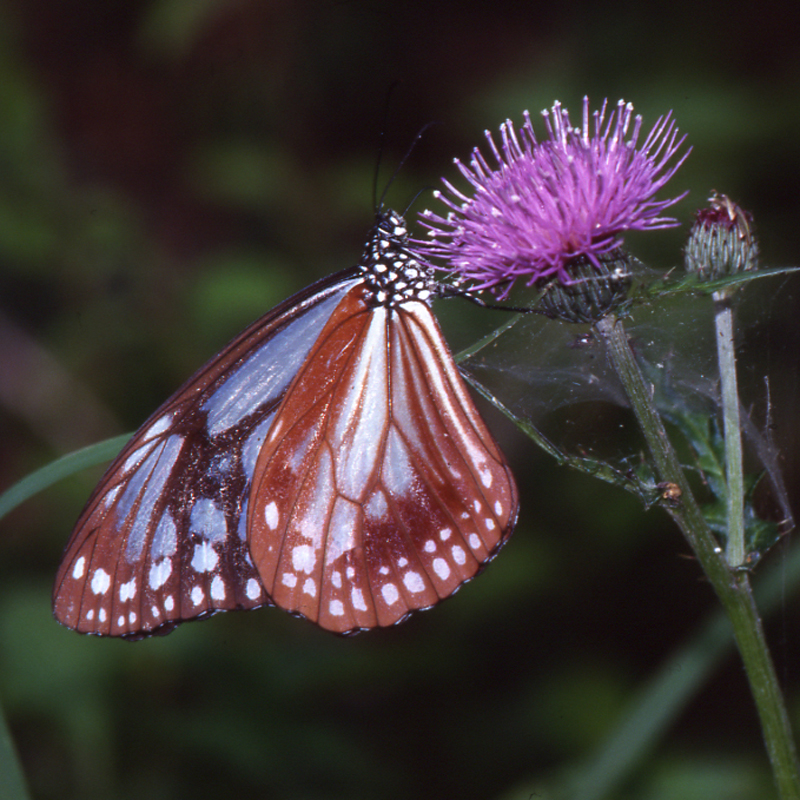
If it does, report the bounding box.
[1,1,799,798]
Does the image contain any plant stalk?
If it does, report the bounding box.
[595,313,799,799]
[713,290,746,566]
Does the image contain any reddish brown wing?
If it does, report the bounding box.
[53,273,361,637]
[248,284,518,633]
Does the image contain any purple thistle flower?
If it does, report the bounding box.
[417,97,690,296]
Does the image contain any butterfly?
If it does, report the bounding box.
[53,209,518,638]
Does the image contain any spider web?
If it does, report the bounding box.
[456,273,798,548]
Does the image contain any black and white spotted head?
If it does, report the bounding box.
[359,210,438,308]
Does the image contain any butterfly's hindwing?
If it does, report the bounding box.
[248,286,518,633]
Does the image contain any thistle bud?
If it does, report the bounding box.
[684,192,759,280]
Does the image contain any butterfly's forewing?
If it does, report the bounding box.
[247,283,518,633]
[53,272,362,637]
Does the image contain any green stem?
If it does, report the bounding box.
[595,314,799,799]
[713,290,746,566]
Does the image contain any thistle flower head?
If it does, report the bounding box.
[417,98,690,296]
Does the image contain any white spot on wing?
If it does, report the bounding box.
[452,545,466,565]
[423,540,435,553]
[91,569,111,596]
[191,586,204,606]
[211,575,226,600]
[246,579,261,600]
[332,571,342,588]
[72,557,85,580]
[292,545,316,574]
[381,583,399,606]
[403,572,425,593]
[164,595,174,612]
[351,587,367,611]
[265,501,279,530]
[330,599,344,616]
[469,533,481,550]
[149,558,172,590]
[282,573,297,588]
[119,579,136,602]
[433,558,450,580]
[439,528,452,541]
[303,578,317,597]
[484,518,496,531]
[494,500,503,516]
[191,541,219,573]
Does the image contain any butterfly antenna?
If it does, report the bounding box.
[376,121,436,212]
[403,185,436,217]
[373,81,403,212]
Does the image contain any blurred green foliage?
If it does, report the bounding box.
[0,1,798,798]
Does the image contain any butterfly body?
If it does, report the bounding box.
[54,211,518,637]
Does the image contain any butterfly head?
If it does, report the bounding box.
[359,210,438,308]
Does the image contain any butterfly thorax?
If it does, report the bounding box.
[358,210,436,308]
